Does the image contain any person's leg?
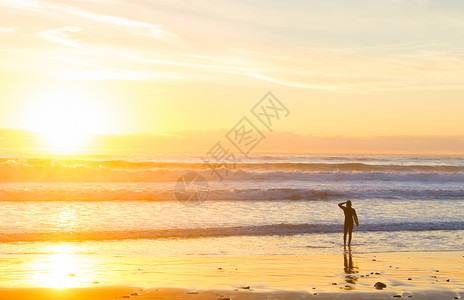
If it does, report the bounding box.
[348,223,353,245]
[343,223,348,245]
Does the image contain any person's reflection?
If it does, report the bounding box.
[343,246,358,289]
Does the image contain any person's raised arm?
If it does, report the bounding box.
[338,202,345,209]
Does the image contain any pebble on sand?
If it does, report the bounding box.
[374,282,387,290]
[408,278,412,280]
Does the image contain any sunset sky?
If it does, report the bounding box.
[1,0,464,151]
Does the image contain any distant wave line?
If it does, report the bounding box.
[1,221,462,242]
[2,158,464,173]
[3,161,464,183]
[1,187,464,201]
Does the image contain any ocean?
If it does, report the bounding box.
[0,152,463,258]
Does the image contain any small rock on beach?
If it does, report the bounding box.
[374,282,387,290]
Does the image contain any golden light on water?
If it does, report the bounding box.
[55,208,77,229]
[30,245,95,288]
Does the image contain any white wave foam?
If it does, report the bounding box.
[1,186,463,201]
[0,221,462,242]
[2,158,464,183]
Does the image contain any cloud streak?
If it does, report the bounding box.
[0,26,16,33]
[0,0,39,10]
[38,26,82,48]
[52,3,179,43]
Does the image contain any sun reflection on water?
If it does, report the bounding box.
[30,244,96,288]
[55,208,77,228]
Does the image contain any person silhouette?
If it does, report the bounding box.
[338,201,358,246]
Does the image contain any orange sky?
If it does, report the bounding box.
[1,0,464,152]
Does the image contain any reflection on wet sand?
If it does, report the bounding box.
[28,245,97,288]
[343,246,358,289]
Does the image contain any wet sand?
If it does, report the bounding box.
[0,250,462,299]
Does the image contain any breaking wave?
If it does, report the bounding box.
[1,221,462,242]
[2,159,464,183]
[1,186,464,201]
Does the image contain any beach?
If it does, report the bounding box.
[0,250,462,299]
[1,153,464,299]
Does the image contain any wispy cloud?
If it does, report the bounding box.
[0,0,39,9]
[0,26,16,33]
[54,69,186,81]
[0,0,179,43]
[91,49,338,88]
[248,73,336,90]
[38,26,82,48]
[52,4,179,43]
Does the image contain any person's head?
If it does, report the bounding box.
[346,200,352,207]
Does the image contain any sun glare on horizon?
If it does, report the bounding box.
[22,86,115,152]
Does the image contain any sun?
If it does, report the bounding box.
[23,86,113,152]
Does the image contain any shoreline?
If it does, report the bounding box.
[0,286,461,300]
[0,250,462,299]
